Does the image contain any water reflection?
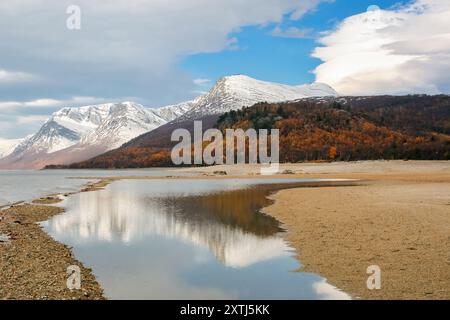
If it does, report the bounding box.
[43,179,351,299]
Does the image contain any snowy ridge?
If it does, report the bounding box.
[12,103,116,156]
[0,74,338,169]
[78,102,167,149]
[9,102,187,157]
[178,75,339,120]
[0,102,191,169]
[0,138,24,158]
[156,98,200,122]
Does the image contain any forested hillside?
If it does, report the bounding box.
[47,95,450,168]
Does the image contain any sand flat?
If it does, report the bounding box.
[1,161,449,299]
[67,161,450,299]
[257,166,450,299]
[179,161,450,299]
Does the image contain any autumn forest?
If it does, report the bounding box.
[48,95,450,169]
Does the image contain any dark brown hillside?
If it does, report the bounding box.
[121,114,219,149]
[46,95,450,169]
[331,95,450,135]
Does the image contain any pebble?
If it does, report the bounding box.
[0,233,10,243]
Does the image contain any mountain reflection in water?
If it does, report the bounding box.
[43,179,351,299]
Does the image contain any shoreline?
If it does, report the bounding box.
[177,161,450,299]
[0,180,110,299]
[262,175,450,299]
[1,160,449,299]
[0,174,355,300]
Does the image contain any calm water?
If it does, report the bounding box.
[42,179,351,300]
[0,169,182,206]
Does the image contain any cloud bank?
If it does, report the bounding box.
[0,0,325,138]
[313,0,450,95]
[0,0,324,104]
[0,69,38,84]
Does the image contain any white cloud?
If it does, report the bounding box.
[23,99,63,108]
[0,69,38,84]
[0,96,109,111]
[0,0,326,138]
[0,0,324,71]
[193,78,211,86]
[0,96,114,138]
[0,102,23,110]
[271,26,314,39]
[16,115,49,125]
[312,0,450,95]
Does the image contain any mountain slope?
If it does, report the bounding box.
[77,102,167,149]
[156,99,200,121]
[56,75,339,169]
[112,76,339,151]
[215,95,450,161]
[178,75,338,121]
[50,76,339,169]
[59,95,450,169]
[0,102,189,169]
[8,103,113,159]
[0,138,24,158]
[2,75,338,169]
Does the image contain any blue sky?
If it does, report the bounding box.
[181,0,405,88]
[1,0,449,139]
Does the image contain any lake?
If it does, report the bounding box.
[42,178,351,300]
[0,169,183,206]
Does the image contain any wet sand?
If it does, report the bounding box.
[0,204,104,299]
[1,161,449,299]
[179,161,450,299]
[0,181,109,299]
[266,180,450,299]
[0,175,349,300]
[255,166,449,300]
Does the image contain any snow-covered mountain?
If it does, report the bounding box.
[0,102,189,169]
[156,99,200,122]
[177,75,339,121]
[0,74,338,169]
[77,102,167,149]
[12,104,113,157]
[0,138,24,158]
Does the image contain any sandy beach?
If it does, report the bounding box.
[266,179,450,299]
[0,181,108,299]
[1,160,449,299]
[183,161,450,299]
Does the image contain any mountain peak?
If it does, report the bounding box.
[178,74,339,121]
[220,74,253,82]
[0,101,188,169]
[0,74,338,169]
[0,138,24,158]
[216,75,338,95]
[216,74,278,88]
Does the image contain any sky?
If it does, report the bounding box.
[0,0,449,139]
